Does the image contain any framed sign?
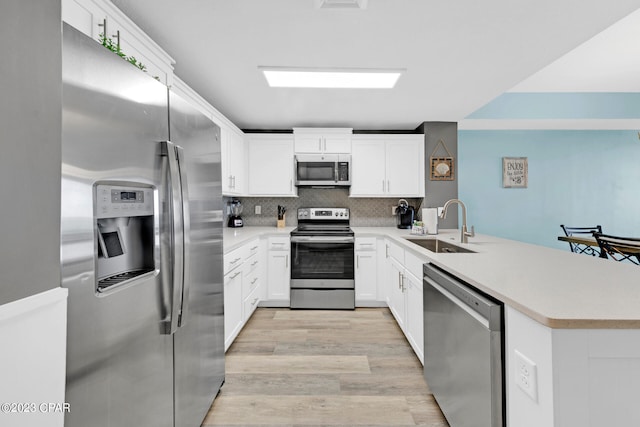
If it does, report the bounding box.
[430,139,455,181]
[502,157,528,188]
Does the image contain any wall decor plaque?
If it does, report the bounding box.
[502,157,528,188]
[430,139,454,181]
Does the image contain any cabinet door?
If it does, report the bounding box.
[294,135,323,153]
[355,251,377,302]
[387,258,406,331]
[350,139,386,196]
[404,271,424,364]
[323,135,351,153]
[248,136,295,196]
[224,269,243,350]
[266,251,290,303]
[385,138,424,197]
[222,128,246,195]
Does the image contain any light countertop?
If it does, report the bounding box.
[223,225,640,329]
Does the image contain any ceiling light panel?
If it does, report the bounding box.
[314,0,368,9]
[259,67,404,89]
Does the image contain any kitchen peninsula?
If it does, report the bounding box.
[224,226,640,427]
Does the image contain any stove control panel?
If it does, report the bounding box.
[298,208,350,220]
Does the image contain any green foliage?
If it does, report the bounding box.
[99,33,148,73]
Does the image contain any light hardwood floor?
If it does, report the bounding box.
[202,308,448,426]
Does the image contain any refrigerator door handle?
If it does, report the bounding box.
[162,140,185,335]
[175,143,191,328]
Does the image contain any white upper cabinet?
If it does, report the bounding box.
[293,128,352,154]
[222,127,246,196]
[247,134,296,196]
[61,0,175,85]
[350,134,425,198]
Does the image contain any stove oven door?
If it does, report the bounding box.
[290,235,354,285]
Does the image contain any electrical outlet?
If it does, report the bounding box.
[255,205,261,215]
[514,349,538,402]
[391,206,397,216]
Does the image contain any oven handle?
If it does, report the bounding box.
[291,236,355,244]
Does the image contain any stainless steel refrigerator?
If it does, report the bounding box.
[60,23,224,427]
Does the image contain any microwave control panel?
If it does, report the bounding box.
[95,184,154,219]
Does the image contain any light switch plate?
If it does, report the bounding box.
[514,349,538,402]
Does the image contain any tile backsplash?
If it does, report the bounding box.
[224,188,423,227]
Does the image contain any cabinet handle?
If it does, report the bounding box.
[252,298,259,306]
[251,277,258,284]
[232,175,236,189]
[230,257,241,264]
[387,180,390,193]
[111,29,120,50]
[323,139,327,151]
[251,246,259,251]
[285,254,289,268]
[398,271,402,289]
[228,175,233,189]
[251,260,258,267]
[290,179,293,191]
[385,244,389,258]
[401,273,405,292]
[382,180,385,192]
[230,271,241,279]
[356,254,359,269]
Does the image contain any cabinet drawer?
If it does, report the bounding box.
[242,270,260,298]
[404,250,425,280]
[224,246,245,274]
[246,239,260,257]
[355,237,377,251]
[267,236,290,251]
[243,286,260,321]
[385,239,404,263]
[243,253,259,277]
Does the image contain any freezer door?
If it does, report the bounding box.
[169,91,225,427]
[61,24,173,427]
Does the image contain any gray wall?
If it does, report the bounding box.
[0,0,61,305]
[418,122,458,229]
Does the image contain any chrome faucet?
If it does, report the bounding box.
[440,199,475,243]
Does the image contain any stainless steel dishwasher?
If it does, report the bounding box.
[423,263,504,427]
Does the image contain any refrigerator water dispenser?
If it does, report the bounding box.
[95,183,155,293]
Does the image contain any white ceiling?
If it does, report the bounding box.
[111,0,640,130]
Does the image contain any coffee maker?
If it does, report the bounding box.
[395,199,415,229]
[227,198,244,228]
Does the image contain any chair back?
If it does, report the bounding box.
[593,233,640,265]
[560,224,602,256]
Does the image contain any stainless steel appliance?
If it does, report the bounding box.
[395,199,415,229]
[290,208,355,309]
[294,154,351,187]
[61,24,224,427]
[227,198,244,228]
[423,263,504,427]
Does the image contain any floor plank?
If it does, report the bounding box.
[201,307,448,426]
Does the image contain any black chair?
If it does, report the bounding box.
[560,224,603,256]
[593,233,640,265]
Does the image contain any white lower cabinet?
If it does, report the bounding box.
[223,238,260,350]
[384,238,425,364]
[223,264,243,351]
[263,236,291,306]
[355,237,380,305]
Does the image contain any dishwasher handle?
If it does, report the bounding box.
[423,263,502,331]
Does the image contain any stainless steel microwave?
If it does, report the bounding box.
[294,154,351,187]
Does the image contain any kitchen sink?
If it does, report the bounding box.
[404,238,476,253]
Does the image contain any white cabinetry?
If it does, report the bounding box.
[223,239,261,350]
[247,134,296,196]
[61,0,175,85]
[222,127,246,195]
[383,239,424,364]
[263,236,291,306]
[350,135,425,197]
[293,128,352,153]
[355,237,381,306]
